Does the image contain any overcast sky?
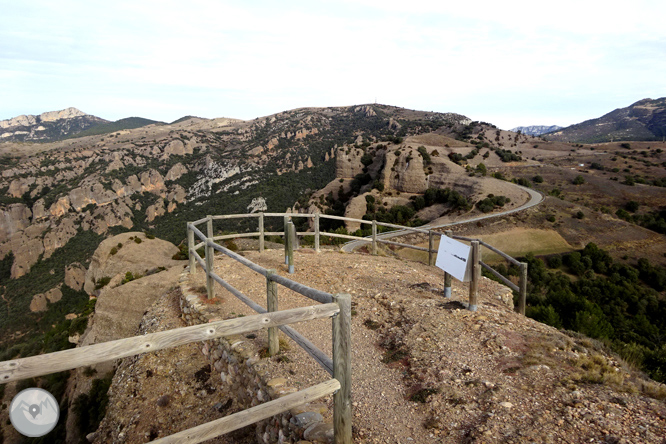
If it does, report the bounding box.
[1,0,665,129]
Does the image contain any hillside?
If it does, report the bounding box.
[546,98,666,143]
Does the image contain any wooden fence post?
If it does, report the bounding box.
[187,223,195,274]
[205,238,215,300]
[284,216,289,265]
[468,241,480,311]
[444,230,452,298]
[371,220,377,255]
[258,213,264,253]
[314,213,320,253]
[518,262,528,315]
[206,215,214,239]
[266,269,279,356]
[428,230,435,266]
[287,221,295,274]
[332,293,352,444]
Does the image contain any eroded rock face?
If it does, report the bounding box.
[29,286,63,312]
[165,163,187,181]
[68,184,117,211]
[43,217,77,258]
[336,147,367,179]
[65,262,86,291]
[83,232,183,295]
[10,236,44,278]
[0,204,32,243]
[146,199,166,222]
[379,148,428,194]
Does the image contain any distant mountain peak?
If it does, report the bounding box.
[0,107,106,142]
[510,125,563,136]
[545,97,666,143]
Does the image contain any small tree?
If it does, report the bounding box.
[573,175,585,185]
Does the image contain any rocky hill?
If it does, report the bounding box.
[546,97,666,143]
[0,107,108,142]
[509,125,562,136]
[0,104,488,347]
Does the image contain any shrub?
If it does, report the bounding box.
[94,276,111,290]
[134,237,142,244]
[533,175,544,183]
[109,247,118,255]
[573,175,585,185]
[574,211,585,219]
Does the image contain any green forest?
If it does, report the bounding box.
[504,243,666,382]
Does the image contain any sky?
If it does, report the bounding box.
[1,0,665,130]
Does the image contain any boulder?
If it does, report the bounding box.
[165,163,188,181]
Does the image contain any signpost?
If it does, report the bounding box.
[435,235,473,282]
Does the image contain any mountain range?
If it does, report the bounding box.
[0,108,161,142]
[509,125,562,136]
[544,98,666,143]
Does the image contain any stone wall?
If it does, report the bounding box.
[177,269,334,443]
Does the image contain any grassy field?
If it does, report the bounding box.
[397,228,575,264]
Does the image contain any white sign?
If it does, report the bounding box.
[435,236,473,282]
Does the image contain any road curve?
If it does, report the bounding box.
[341,184,544,253]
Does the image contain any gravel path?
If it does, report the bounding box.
[186,248,513,443]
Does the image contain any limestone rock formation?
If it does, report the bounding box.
[0,204,32,243]
[146,199,166,222]
[65,262,86,291]
[83,232,183,295]
[29,286,62,312]
[165,162,188,181]
[335,147,367,179]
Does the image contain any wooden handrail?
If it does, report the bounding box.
[0,304,339,384]
[149,379,341,444]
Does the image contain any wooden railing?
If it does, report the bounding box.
[187,220,352,443]
[189,212,528,314]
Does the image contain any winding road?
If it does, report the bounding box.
[341,184,544,252]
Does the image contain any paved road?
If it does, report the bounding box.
[341,184,544,252]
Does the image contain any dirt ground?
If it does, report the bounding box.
[180,247,666,443]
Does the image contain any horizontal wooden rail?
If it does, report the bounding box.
[208,271,334,374]
[212,232,261,241]
[210,242,334,305]
[191,217,210,226]
[450,234,476,242]
[480,261,519,292]
[149,378,341,444]
[377,239,429,251]
[212,214,260,220]
[374,221,429,234]
[323,233,371,242]
[0,304,339,384]
[479,241,522,266]
[319,214,374,225]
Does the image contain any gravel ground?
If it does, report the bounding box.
[184,246,666,444]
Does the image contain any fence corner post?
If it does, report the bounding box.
[518,262,528,315]
[428,230,435,266]
[371,220,377,255]
[314,213,320,253]
[205,238,215,300]
[332,293,352,444]
[444,230,452,298]
[259,213,265,253]
[468,240,480,311]
[187,223,195,274]
[266,269,279,356]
